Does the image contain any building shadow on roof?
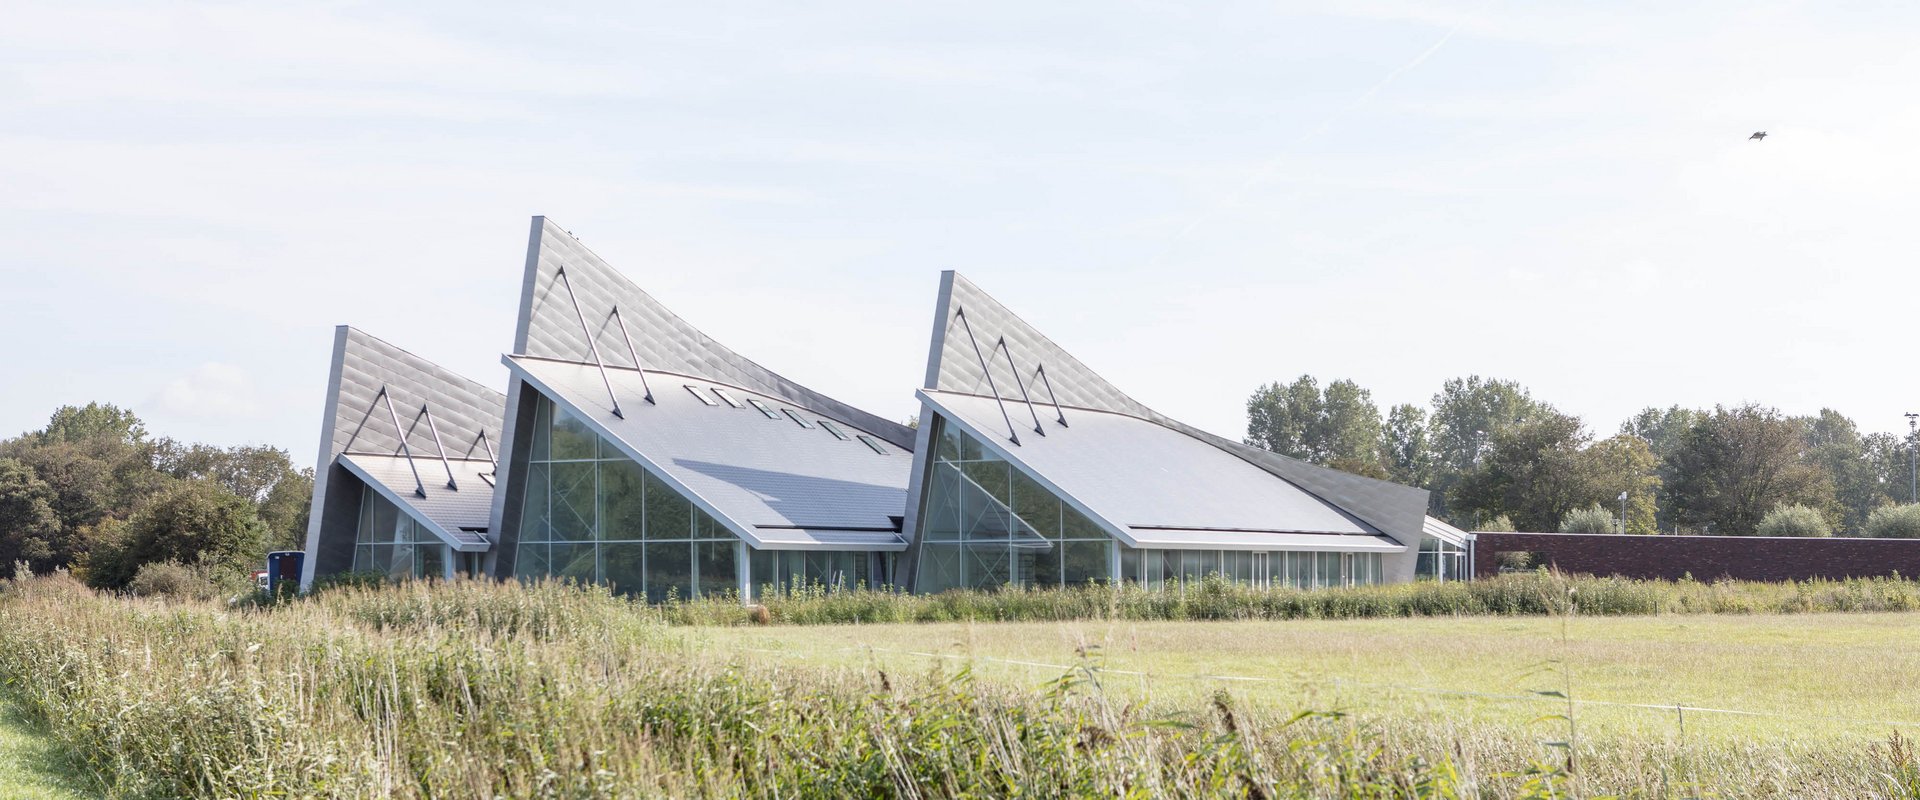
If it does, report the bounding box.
[673,459,906,530]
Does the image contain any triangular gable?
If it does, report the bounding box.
[917,271,1429,547]
[514,217,914,448]
[327,327,505,462]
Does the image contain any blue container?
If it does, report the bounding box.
[265,551,306,595]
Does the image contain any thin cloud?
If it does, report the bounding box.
[150,363,263,420]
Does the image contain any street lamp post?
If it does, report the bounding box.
[1618,490,1628,534]
[1907,413,1919,504]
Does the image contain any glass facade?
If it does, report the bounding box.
[1416,536,1470,581]
[914,416,1113,592]
[515,394,739,602]
[746,550,883,598]
[513,393,891,602]
[1115,547,1383,588]
[352,485,450,580]
[913,414,1389,593]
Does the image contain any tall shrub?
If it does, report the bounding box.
[1558,504,1618,534]
[86,481,268,589]
[1755,504,1832,537]
[1865,504,1920,539]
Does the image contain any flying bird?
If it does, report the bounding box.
[1749,131,1767,141]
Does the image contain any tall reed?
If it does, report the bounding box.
[587,571,1920,627]
[4,573,1916,798]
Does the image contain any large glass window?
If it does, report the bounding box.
[515,393,886,602]
[745,550,883,599]
[1112,545,1385,589]
[912,415,1397,595]
[352,486,450,581]
[516,394,740,601]
[914,415,1113,592]
[1416,536,1469,581]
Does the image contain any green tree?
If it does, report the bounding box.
[151,440,312,549]
[1620,406,1707,461]
[1558,504,1618,534]
[1754,504,1832,537]
[1449,409,1591,532]
[1663,404,1834,535]
[1865,503,1920,539]
[0,458,64,572]
[35,402,147,446]
[1245,375,1388,478]
[1245,377,1321,459]
[1428,376,1543,519]
[1383,403,1432,487]
[1431,377,1542,474]
[1576,434,1661,534]
[86,481,268,590]
[1798,409,1891,535]
[1866,432,1915,506]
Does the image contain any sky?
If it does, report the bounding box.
[4,1,1919,467]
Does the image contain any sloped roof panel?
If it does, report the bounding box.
[508,356,910,549]
[1128,529,1405,552]
[339,454,494,550]
[1423,516,1472,546]
[515,217,914,449]
[751,528,910,551]
[329,327,505,462]
[922,389,1375,541]
[918,271,1429,546]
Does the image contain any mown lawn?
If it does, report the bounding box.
[695,611,1920,743]
[0,695,93,800]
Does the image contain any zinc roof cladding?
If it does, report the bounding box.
[1128,530,1405,552]
[921,272,1430,545]
[514,217,914,449]
[1423,516,1472,546]
[339,454,494,550]
[921,389,1383,547]
[752,528,910,551]
[330,327,506,462]
[507,355,911,550]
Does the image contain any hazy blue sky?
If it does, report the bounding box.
[5,1,1918,467]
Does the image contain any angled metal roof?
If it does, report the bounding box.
[513,217,914,449]
[922,389,1402,552]
[339,454,494,551]
[1423,516,1472,546]
[306,327,504,560]
[507,355,911,551]
[327,327,505,462]
[911,271,1430,548]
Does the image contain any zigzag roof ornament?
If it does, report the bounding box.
[914,271,1431,548]
[512,217,913,448]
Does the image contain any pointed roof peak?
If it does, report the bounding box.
[916,272,1430,545]
[322,327,505,463]
[512,216,913,447]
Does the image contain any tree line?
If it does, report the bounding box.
[0,403,312,590]
[1246,375,1920,537]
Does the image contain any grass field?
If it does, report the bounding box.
[0,695,93,800]
[696,612,1920,744]
[10,575,1920,797]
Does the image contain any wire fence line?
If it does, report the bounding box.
[735,644,1920,732]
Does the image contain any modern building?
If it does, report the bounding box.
[485,218,917,601]
[898,271,1435,591]
[300,328,503,587]
[303,218,1466,597]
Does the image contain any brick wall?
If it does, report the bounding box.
[1472,532,1920,581]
